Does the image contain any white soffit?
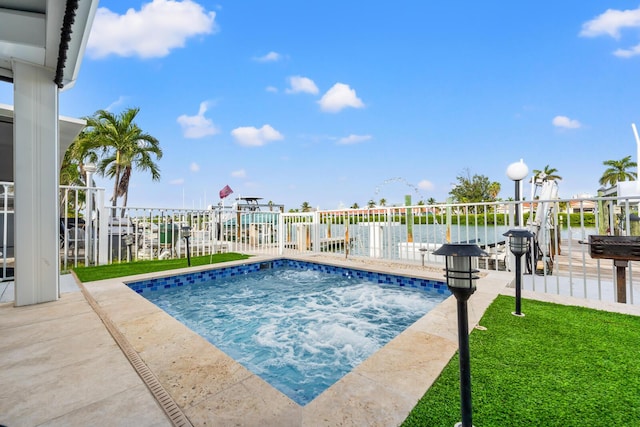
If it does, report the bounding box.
[0,0,98,89]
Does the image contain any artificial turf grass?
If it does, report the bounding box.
[72,252,251,282]
[402,295,640,427]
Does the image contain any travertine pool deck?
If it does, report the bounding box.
[4,255,636,426]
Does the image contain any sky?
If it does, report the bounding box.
[2,1,640,211]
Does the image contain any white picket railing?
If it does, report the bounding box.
[2,182,640,305]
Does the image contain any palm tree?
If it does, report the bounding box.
[488,182,501,200]
[59,131,105,217]
[301,201,311,212]
[379,198,387,206]
[367,199,376,208]
[81,108,162,213]
[599,155,637,187]
[60,132,102,187]
[427,197,436,205]
[532,165,562,183]
[351,202,360,209]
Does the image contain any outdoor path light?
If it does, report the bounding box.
[84,162,97,264]
[433,243,488,427]
[503,229,534,316]
[182,226,192,267]
[506,160,529,227]
[123,233,134,262]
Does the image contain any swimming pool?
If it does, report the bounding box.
[128,259,449,405]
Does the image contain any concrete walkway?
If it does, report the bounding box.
[0,276,171,426]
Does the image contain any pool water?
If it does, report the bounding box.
[142,266,448,405]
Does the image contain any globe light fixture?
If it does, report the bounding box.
[506,159,529,227]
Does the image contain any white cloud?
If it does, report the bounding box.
[552,115,582,129]
[177,101,220,139]
[580,7,640,39]
[190,162,200,172]
[169,178,184,185]
[337,134,372,145]
[105,96,128,112]
[254,51,282,62]
[231,124,284,147]
[614,43,640,58]
[232,169,246,178]
[87,0,217,59]
[417,180,434,191]
[266,86,278,93]
[318,83,365,113]
[285,76,319,95]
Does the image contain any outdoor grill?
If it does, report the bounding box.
[588,235,640,261]
[586,235,640,303]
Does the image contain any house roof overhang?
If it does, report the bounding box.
[0,103,86,182]
[0,0,98,90]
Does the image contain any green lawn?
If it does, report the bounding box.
[72,252,251,282]
[402,295,640,426]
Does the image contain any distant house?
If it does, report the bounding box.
[568,199,596,214]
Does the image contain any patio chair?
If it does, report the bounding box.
[480,243,509,270]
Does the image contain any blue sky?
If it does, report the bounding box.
[2,1,640,210]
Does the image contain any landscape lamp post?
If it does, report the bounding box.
[506,160,529,227]
[433,243,488,427]
[84,162,97,264]
[182,226,192,267]
[503,229,534,316]
[123,234,134,262]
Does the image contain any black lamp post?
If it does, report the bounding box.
[182,226,192,267]
[503,229,534,316]
[433,243,488,427]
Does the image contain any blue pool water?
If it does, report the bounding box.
[131,261,449,405]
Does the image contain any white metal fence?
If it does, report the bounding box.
[1,182,13,281]
[2,182,640,305]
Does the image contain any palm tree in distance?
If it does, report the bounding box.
[532,165,562,183]
[488,182,501,200]
[351,202,360,209]
[379,198,387,206]
[599,155,637,187]
[81,108,162,214]
[301,201,311,212]
[427,197,436,205]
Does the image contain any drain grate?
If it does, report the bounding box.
[72,272,193,427]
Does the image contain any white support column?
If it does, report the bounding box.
[13,61,60,306]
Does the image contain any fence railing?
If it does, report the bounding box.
[2,182,640,305]
[1,182,13,281]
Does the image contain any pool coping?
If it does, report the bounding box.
[80,254,513,426]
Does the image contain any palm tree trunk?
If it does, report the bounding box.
[112,166,120,218]
[118,167,131,218]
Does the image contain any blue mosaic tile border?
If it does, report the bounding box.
[127,259,449,296]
